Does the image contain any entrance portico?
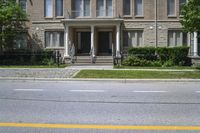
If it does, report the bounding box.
[61,19,123,63]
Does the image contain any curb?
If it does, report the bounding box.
[0,77,200,83]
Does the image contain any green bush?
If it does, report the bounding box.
[124,46,190,67]
[162,60,174,67]
[156,47,189,65]
[128,47,157,61]
[0,49,56,65]
[122,56,152,66]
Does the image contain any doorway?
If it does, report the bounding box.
[77,32,91,55]
[98,32,112,55]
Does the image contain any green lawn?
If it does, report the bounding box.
[0,64,67,68]
[114,65,197,70]
[74,70,200,79]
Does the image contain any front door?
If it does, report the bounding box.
[77,32,91,55]
[98,32,112,55]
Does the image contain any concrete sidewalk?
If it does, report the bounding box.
[0,67,199,82]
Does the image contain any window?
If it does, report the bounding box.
[135,0,143,16]
[45,0,53,17]
[19,0,27,12]
[45,31,64,48]
[56,0,63,17]
[179,0,186,15]
[123,31,143,47]
[15,33,27,49]
[74,0,90,17]
[123,0,131,16]
[168,0,175,16]
[97,0,113,17]
[168,30,188,47]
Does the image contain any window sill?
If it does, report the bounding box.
[135,15,144,18]
[45,47,64,49]
[56,16,64,19]
[168,15,177,18]
[96,16,114,18]
[73,16,91,19]
[123,15,132,18]
[44,17,54,19]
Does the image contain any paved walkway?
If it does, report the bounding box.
[0,68,79,79]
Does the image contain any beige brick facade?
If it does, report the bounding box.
[23,0,198,58]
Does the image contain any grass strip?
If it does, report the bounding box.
[114,66,197,70]
[74,70,200,79]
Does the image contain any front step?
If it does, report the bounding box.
[74,56,113,65]
[95,56,113,64]
[75,56,92,63]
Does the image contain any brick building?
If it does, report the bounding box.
[17,0,199,64]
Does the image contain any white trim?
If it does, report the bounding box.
[193,32,198,57]
[116,24,121,57]
[91,25,95,57]
[64,25,70,57]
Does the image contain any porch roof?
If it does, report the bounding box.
[61,18,123,26]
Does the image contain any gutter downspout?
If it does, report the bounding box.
[155,0,158,48]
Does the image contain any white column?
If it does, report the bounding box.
[116,24,121,58]
[64,25,69,57]
[91,25,95,57]
[193,32,198,57]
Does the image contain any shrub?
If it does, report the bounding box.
[122,56,152,66]
[162,60,174,67]
[156,47,190,65]
[128,47,157,61]
[124,46,190,67]
[0,49,56,65]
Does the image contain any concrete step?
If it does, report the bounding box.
[74,56,113,64]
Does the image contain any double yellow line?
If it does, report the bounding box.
[0,123,200,131]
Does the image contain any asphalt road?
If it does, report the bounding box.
[0,80,200,133]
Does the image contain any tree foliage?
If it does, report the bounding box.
[180,0,200,32]
[0,0,28,50]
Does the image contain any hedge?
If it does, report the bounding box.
[0,49,56,65]
[124,47,190,66]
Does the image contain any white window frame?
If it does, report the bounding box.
[45,31,64,49]
[167,0,176,17]
[123,30,144,47]
[74,0,91,18]
[44,0,53,18]
[55,0,64,17]
[135,0,143,17]
[97,0,113,17]
[123,0,132,17]
[168,30,188,47]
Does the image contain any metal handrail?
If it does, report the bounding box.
[89,47,95,63]
[70,43,75,63]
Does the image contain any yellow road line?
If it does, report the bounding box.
[0,123,200,131]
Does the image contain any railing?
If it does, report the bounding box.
[69,44,76,64]
[89,47,95,63]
